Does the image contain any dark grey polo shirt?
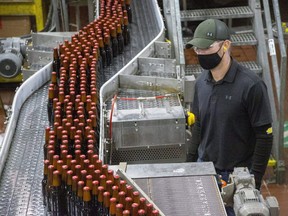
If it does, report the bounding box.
[192,59,272,170]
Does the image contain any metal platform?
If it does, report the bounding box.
[180,6,254,21]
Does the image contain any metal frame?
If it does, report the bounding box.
[99,0,166,161]
[116,162,227,216]
[249,0,280,178]
[259,0,287,183]
[271,0,287,183]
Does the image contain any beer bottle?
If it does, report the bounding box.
[70,175,79,215]
[46,165,54,213]
[112,185,119,202]
[95,159,103,173]
[123,16,130,45]
[82,186,93,216]
[120,0,126,11]
[52,155,59,171]
[116,203,124,216]
[109,197,117,216]
[66,154,73,169]
[98,37,107,67]
[102,165,109,177]
[47,87,54,126]
[94,169,102,182]
[53,47,60,79]
[146,203,153,216]
[139,197,147,212]
[118,191,126,206]
[107,169,114,183]
[92,180,99,211]
[97,186,105,214]
[152,209,160,216]
[68,126,76,155]
[103,191,111,215]
[131,203,139,216]
[104,34,113,66]
[60,165,68,215]
[61,150,68,165]
[114,174,120,188]
[119,180,127,193]
[123,210,130,216]
[52,71,59,98]
[116,24,124,54]
[66,170,74,215]
[44,127,50,160]
[87,164,95,177]
[86,174,93,189]
[50,170,63,215]
[126,185,133,198]
[100,174,107,190]
[81,170,88,183]
[42,160,50,206]
[76,180,85,215]
[125,196,133,212]
[106,180,113,195]
[125,0,132,23]
[138,209,146,216]
[110,26,118,57]
[132,191,140,205]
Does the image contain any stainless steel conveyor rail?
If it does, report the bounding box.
[0,0,162,214]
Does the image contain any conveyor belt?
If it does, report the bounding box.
[0,0,160,215]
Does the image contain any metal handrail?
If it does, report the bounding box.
[271,0,287,183]
[262,0,280,99]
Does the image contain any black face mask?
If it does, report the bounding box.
[197,47,224,70]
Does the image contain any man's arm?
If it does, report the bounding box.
[251,124,273,190]
[186,118,201,162]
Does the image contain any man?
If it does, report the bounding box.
[186,19,273,192]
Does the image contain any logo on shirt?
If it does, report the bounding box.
[225,95,232,100]
[266,127,273,134]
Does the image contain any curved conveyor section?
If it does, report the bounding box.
[0,0,163,215]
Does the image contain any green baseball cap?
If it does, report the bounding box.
[186,19,230,49]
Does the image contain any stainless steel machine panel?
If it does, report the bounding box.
[109,89,185,149]
[118,162,226,216]
[107,89,186,164]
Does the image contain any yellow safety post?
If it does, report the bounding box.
[0,0,45,31]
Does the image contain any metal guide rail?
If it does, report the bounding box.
[115,162,226,216]
[0,0,158,215]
